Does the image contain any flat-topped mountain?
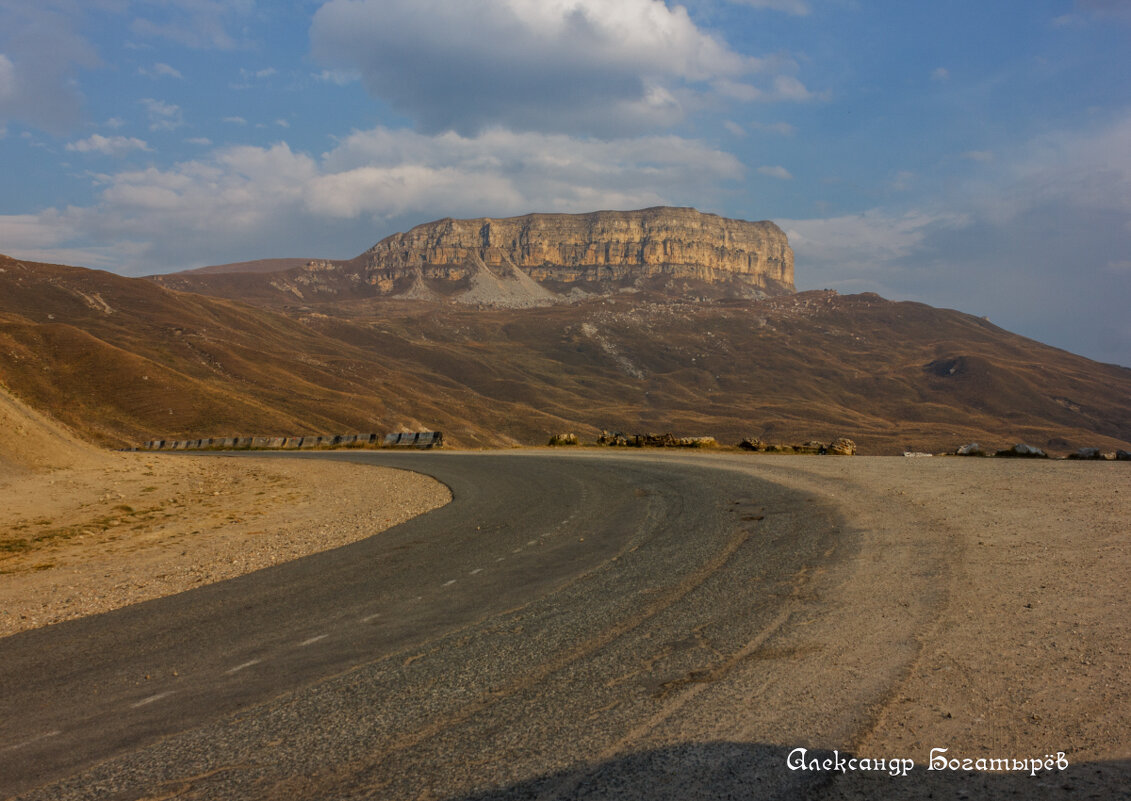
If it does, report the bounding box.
[153,207,794,308]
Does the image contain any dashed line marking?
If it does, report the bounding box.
[299,635,328,647]
[131,691,174,709]
[495,557,505,562]
[469,568,483,575]
[361,613,382,623]
[443,579,457,587]
[527,540,537,546]
[226,659,261,675]
[1,731,60,753]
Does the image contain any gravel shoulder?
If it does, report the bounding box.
[0,453,451,637]
[664,452,1130,798]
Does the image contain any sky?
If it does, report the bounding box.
[0,0,1128,366]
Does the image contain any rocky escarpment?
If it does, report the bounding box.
[156,207,795,308]
[361,206,792,291]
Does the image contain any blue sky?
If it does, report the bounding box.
[0,0,1128,365]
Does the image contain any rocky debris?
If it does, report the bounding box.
[955,443,987,456]
[548,433,579,446]
[679,436,718,448]
[996,443,1048,459]
[903,452,934,457]
[738,437,856,455]
[597,430,630,446]
[1069,447,1104,460]
[1117,450,1131,461]
[596,431,717,448]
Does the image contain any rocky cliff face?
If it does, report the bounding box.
[157,207,796,308]
[351,207,794,302]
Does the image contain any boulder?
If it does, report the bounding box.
[1116,450,1131,461]
[955,443,985,456]
[827,437,857,456]
[678,436,717,448]
[738,437,765,451]
[548,433,580,446]
[996,443,1047,458]
[1069,447,1103,460]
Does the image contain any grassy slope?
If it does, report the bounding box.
[1,255,1128,454]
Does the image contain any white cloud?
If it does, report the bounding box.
[310,0,774,136]
[66,134,152,157]
[888,170,915,191]
[141,98,183,131]
[223,116,247,125]
[314,69,359,86]
[931,67,950,82]
[0,126,744,273]
[140,62,183,79]
[0,3,101,132]
[728,0,810,15]
[781,112,1131,364]
[185,136,212,145]
[960,150,994,162]
[129,0,257,50]
[758,165,792,180]
[105,116,126,130]
[0,53,15,101]
[750,120,796,135]
[724,120,746,137]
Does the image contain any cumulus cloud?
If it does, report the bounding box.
[310,0,770,136]
[66,134,152,156]
[129,0,257,50]
[729,0,810,14]
[758,165,792,180]
[749,120,796,135]
[141,98,183,131]
[0,2,101,132]
[0,53,15,101]
[140,62,183,79]
[0,126,744,273]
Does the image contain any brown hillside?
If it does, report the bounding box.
[0,381,107,476]
[174,258,316,276]
[1,254,1129,454]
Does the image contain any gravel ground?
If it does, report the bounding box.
[0,453,450,637]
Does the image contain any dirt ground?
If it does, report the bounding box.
[0,453,450,637]
[697,453,1130,798]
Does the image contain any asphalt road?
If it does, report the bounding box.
[0,451,851,800]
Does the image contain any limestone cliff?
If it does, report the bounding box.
[352,207,794,301]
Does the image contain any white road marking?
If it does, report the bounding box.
[131,691,174,709]
[469,568,483,575]
[299,635,328,647]
[443,579,457,587]
[527,540,537,546]
[226,659,261,675]
[361,613,382,623]
[1,731,60,753]
[496,557,505,562]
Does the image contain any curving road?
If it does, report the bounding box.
[1,451,860,800]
